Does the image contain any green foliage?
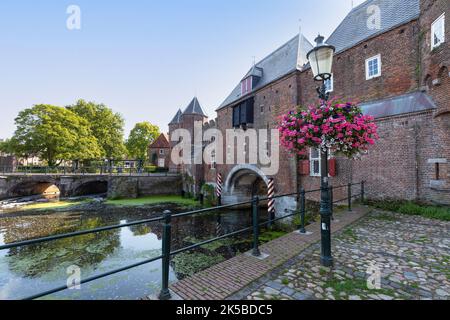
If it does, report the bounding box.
[259,230,287,243]
[125,122,160,160]
[106,195,197,207]
[172,252,225,278]
[8,104,101,166]
[368,200,450,221]
[201,184,216,206]
[67,100,127,159]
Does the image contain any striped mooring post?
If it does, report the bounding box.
[268,178,275,226]
[216,173,223,206]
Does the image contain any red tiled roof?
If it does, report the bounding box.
[149,133,170,149]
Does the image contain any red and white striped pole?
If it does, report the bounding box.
[268,178,275,225]
[216,173,223,206]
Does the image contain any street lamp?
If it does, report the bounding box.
[307,34,336,267]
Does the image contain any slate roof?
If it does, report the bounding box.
[169,109,183,125]
[149,133,170,149]
[361,91,436,119]
[183,97,207,117]
[218,34,313,110]
[327,0,420,53]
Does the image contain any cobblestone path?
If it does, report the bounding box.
[235,210,449,301]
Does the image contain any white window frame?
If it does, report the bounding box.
[310,148,321,177]
[431,13,445,49]
[159,149,164,155]
[310,148,333,177]
[365,54,382,80]
[324,74,334,93]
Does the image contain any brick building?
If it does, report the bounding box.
[166,0,449,209]
[148,133,171,168]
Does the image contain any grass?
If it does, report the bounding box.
[368,200,450,221]
[259,230,288,243]
[105,195,198,207]
[342,228,358,241]
[324,278,399,298]
[22,200,87,211]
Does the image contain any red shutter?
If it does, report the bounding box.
[298,160,310,175]
[329,158,337,177]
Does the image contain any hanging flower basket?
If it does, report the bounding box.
[278,100,379,159]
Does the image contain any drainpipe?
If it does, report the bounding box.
[414,123,420,200]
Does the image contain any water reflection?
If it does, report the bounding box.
[0,205,255,300]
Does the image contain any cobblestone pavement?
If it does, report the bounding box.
[237,210,450,301]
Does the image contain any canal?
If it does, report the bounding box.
[0,199,277,300]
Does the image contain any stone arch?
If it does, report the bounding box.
[222,164,270,204]
[8,179,61,199]
[71,180,108,196]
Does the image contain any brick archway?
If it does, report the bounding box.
[222,164,270,205]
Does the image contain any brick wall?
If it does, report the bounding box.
[419,0,450,204]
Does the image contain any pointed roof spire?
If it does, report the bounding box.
[169,109,183,124]
[182,97,207,117]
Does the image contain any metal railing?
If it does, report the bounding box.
[0,166,171,176]
[0,181,365,300]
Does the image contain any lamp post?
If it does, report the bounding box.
[307,35,336,267]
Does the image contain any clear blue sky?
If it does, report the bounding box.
[0,0,365,138]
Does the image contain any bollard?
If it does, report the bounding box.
[217,195,222,206]
[252,196,261,257]
[199,193,204,206]
[159,210,172,300]
[361,181,365,204]
[348,183,352,212]
[329,186,334,220]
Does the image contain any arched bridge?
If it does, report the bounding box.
[0,173,181,200]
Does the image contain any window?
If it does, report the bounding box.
[431,13,445,49]
[310,148,321,177]
[159,149,164,155]
[324,74,333,93]
[241,77,253,96]
[310,148,332,177]
[365,54,381,80]
[232,97,254,128]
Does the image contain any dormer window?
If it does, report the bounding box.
[241,77,253,96]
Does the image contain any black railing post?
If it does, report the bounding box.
[299,189,306,234]
[361,181,365,204]
[348,183,352,212]
[252,196,261,257]
[159,210,172,300]
[329,186,334,220]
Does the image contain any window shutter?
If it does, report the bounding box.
[298,160,310,175]
[328,158,337,177]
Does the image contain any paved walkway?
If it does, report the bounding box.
[236,210,450,300]
[168,206,371,300]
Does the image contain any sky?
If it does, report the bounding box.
[0,0,366,139]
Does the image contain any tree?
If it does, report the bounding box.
[67,100,127,159]
[126,122,160,160]
[9,105,101,166]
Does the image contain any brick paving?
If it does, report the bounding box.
[166,205,371,300]
[237,210,450,301]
